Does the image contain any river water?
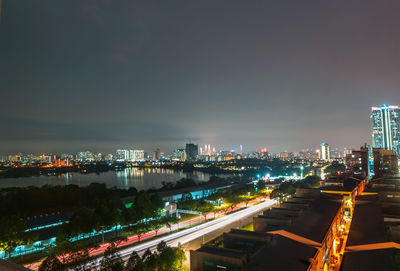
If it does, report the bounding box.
[0,168,229,190]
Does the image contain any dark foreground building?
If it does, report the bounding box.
[191,188,347,271]
[341,177,400,271]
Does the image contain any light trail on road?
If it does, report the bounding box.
[90,199,277,266]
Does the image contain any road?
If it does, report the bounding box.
[90,199,276,267]
[25,197,275,270]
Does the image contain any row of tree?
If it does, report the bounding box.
[39,240,186,271]
[177,181,270,220]
[0,163,115,179]
[0,184,164,257]
[270,175,321,198]
[56,190,165,242]
[0,183,138,217]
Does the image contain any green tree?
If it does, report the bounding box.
[173,246,187,271]
[224,192,241,211]
[270,189,282,199]
[0,216,32,257]
[142,248,158,270]
[67,248,93,271]
[158,246,177,271]
[212,205,224,218]
[149,220,165,236]
[240,194,256,207]
[149,193,164,217]
[68,207,94,235]
[256,180,266,191]
[325,162,346,175]
[256,188,270,200]
[162,216,178,232]
[99,244,124,271]
[51,240,73,264]
[126,251,146,271]
[39,255,64,271]
[134,191,154,220]
[301,176,320,188]
[133,222,149,242]
[278,182,296,195]
[196,200,214,220]
[178,198,197,210]
[156,241,187,271]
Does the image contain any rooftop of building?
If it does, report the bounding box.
[246,234,317,271]
[195,245,248,259]
[320,178,360,192]
[341,248,399,271]
[286,195,342,243]
[370,177,400,184]
[340,194,400,271]
[257,215,292,221]
[346,194,388,246]
[227,229,271,239]
[156,180,245,198]
[366,187,400,194]
[263,224,288,232]
[26,212,71,229]
[192,189,343,271]
[288,196,316,202]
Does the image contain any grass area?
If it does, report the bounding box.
[178,213,198,222]
[241,223,253,231]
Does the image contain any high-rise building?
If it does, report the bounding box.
[94,153,102,161]
[104,154,113,161]
[320,142,330,161]
[345,145,369,177]
[373,148,399,177]
[116,149,144,162]
[131,150,144,161]
[153,148,161,161]
[186,143,198,161]
[115,149,129,162]
[173,149,186,161]
[77,151,94,162]
[371,105,400,156]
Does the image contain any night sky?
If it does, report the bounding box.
[1,1,400,155]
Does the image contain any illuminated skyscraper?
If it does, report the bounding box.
[115,149,129,162]
[320,142,330,161]
[77,151,94,162]
[371,105,400,156]
[131,150,144,161]
[173,149,186,161]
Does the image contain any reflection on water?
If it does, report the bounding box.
[0,168,224,190]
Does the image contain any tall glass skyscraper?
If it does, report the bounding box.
[371,105,400,156]
[320,142,330,161]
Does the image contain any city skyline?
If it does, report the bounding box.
[0,144,350,157]
[2,2,400,270]
[2,1,400,154]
